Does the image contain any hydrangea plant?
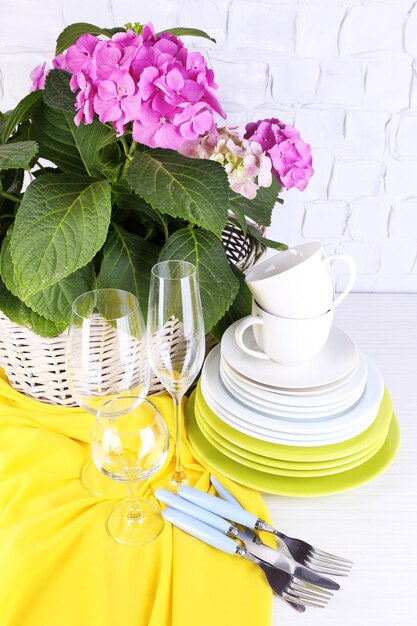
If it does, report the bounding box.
[0,21,313,339]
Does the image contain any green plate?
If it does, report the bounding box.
[196,409,387,476]
[186,393,400,496]
[195,383,392,462]
[195,403,387,470]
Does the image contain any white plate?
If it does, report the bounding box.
[220,352,367,408]
[221,355,359,397]
[220,360,365,417]
[200,347,385,445]
[221,322,358,390]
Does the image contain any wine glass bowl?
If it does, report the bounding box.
[147,261,205,487]
[92,396,169,546]
[67,289,150,412]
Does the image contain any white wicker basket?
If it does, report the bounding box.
[0,221,266,406]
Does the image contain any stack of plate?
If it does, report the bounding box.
[186,322,400,496]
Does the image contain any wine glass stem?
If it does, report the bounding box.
[172,393,187,485]
[127,481,143,523]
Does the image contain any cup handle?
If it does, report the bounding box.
[234,316,268,359]
[322,254,357,310]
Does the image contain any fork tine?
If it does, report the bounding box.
[308,551,353,569]
[294,582,333,598]
[306,561,350,574]
[309,554,352,566]
[311,549,354,565]
[306,563,350,577]
[283,592,326,609]
[309,550,353,566]
[306,555,352,573]
[290,582,332,602]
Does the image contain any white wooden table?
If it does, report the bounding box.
[266,293,417,626]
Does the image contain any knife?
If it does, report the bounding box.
[155,489,339,591]
[161,507,331,608]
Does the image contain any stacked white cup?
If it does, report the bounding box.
[235,242,357,366]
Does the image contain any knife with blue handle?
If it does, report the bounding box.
[179,485,259,526]
[157,489,339,591]
[209,476,242,508]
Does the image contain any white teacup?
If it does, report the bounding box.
[245,242,357,319]
[234,301,333,366]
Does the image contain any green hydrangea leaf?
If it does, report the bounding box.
[126,148,229,237]
[31,103,116,176]
[247,224,288,251]
[56,23,124,55]
[10,174,111,298]
[159,227,239,331]
[211,265,252,340]
[43,69,76,112]
[0,278,66,337]
[1,90,43,143]
[156,27,216,43]
[229,177,281,228]
[1,227,96,323]
[0,141,38,170]
[97,224,160,319]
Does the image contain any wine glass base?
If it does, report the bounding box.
[106,499,164,546]
[152,469,200,493]
[80,459,125,497]
[171,468,188,488]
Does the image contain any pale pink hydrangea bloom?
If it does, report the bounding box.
[29,62,47,91]
[192,127,273,199]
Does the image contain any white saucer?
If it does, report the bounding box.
[220,359,366,417]
[200,346,385,446]
[221,322,358,390]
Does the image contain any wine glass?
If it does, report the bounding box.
[147,260,205,488]
[66,288,150,495]
[91,396,169,545]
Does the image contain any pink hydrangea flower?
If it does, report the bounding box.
[71,72,96,126]
[95,43,137,81]
[52,53,68,71]
[174,102,216,141]
[28,22,225,151]
[132,97,183,149]
[94,72,141,136]
[66,33,103,77]
[29,62,47,91]
[245,118,314,191]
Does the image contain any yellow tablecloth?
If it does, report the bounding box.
[0,371,273,626]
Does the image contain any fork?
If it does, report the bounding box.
[162,507,332,609]
[200,478,354,577]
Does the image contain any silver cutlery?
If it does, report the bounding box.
[180,483,353,577]
[156,489,339,591]
[162,507,332,609]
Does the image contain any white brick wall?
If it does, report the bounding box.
[1,0,417,292]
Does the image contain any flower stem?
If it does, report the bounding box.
[0,191,20,203]
[127,140,138,160]
[120,136,130,158]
